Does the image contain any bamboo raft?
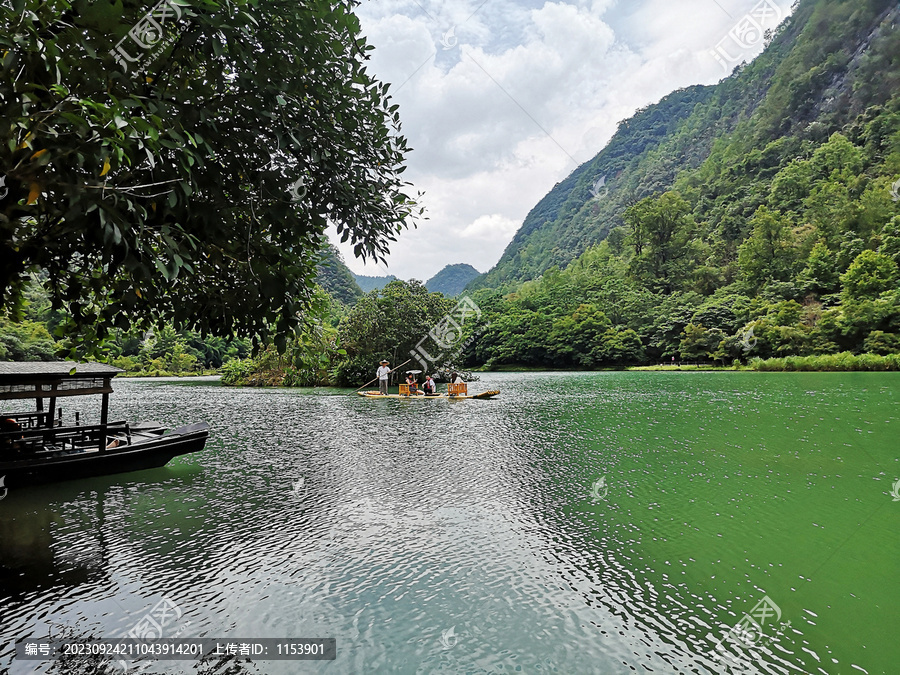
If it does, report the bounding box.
[357,383,499,400]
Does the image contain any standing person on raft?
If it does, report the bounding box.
[376,360,391,395]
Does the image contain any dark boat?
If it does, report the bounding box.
[0,362,209,489]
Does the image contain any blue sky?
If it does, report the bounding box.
[328,0,793,281]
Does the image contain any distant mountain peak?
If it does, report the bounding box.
[425,264,481,297]
[352,272,397,293]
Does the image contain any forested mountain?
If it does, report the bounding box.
[467,85,715,290]
[315,244,363,305]
[353,273,398,292]
[455,0,900,369]
[468,0,900,292]
[425,263,480,296]
[219,0,900,386]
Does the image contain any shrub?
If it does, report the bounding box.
[112,356,141,372]
[220,359,255,385]
[750,352,900,371]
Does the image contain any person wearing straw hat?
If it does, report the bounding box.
[376,360,391,395]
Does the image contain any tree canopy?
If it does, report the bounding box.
[335,279,454,385]
[1,0,418,352]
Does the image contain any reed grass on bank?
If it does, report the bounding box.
[750,352,900,372]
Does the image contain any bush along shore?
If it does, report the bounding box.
[750,352,900,371]
[629,352,900,372]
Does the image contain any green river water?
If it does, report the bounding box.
[0,371,897,674]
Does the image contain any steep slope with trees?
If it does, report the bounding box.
[353,273,398,292]
[457,0,900,369]
[468,0,900,293]
[315,244,363,305]
[467,84,716,290]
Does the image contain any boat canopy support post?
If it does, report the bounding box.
[99,379,111,453]
[100,383,110,426]
[47,384,58,429]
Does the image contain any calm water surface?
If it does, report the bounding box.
[1,372,897,674]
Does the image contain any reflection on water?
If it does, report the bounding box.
[0,507,100,596]
[0,373,897,674]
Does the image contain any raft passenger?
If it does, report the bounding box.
[423,375,437,396]
[405,372,419,394]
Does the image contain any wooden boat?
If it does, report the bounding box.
[0,362,209,489]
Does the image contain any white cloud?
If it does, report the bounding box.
[461,213,520,240]
[332,0,794,281]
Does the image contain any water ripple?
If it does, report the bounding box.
[1,372,897,673]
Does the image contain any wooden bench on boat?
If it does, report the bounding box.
[396,382,469,397]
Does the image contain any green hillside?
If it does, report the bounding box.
[467,84,716,290]
[315,244,363,305]
[458,0,900,369]
[425,263,480,296]
[468,0,900,292]
[353,273,398,292]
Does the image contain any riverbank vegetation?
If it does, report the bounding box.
[751,352,900,371]
[220,280,454,387]
[0,276,249,376]
[455,118,900,371]
[632,352,900,371]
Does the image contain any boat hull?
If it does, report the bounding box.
[0,422,209,488]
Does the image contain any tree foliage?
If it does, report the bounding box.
[1,0,418,351]
[625,192,695,293]
[840,250,897,299]
[334,280,454,385]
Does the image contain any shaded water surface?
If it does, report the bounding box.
[1,372,897,674]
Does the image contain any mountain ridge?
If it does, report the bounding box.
[353,273,398,293]
[467,0,900,292]
[315,244,363,305]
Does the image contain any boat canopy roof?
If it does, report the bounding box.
[0,362,123,401]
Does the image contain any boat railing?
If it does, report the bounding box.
[0,421,130,456]
[6,411,55,429]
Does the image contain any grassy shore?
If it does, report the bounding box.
[480,353,900,373]
[628,364,747,371]
[633,353,900,372]
[750,352,900,371]
[116,369,219,378]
